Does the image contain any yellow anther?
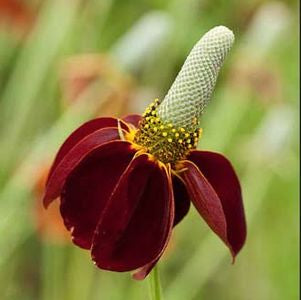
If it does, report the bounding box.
[135,98,200,164]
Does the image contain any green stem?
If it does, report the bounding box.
[148,266,163,300]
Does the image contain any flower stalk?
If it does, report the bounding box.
[147,266,163,300]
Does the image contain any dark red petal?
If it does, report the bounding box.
[181,160,230,250]
[173,175,191,226]
[133,174,190,280]
[91,154,174,272]
[186,151,246,256]
[43,128,127,207]
[47,117,130,183]
[60,142,136,249]
[122,114,142,129]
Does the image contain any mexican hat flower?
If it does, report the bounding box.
[43,26,246,280]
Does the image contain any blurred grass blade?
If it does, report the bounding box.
[111,11,173,72]
[0,86,104,268]
[0,0,81,182]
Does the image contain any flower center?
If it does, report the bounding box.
[134,99,202,164]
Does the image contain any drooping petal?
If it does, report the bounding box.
[47,117,130,183]
[60,142,136,249]
[133,174,191,280]
[173,175,191,226]
[91,154,174,272]
[186,150,246,256]
[122,114,142,129]
[180,160,229,251]
[43,129,127,207]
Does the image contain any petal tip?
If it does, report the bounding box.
[42,193,52,209]
[231,255,236,265]
[132,272,145,281]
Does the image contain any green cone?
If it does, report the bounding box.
[158,26,235,130]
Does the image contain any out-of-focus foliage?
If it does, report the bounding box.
[0,0,299,299]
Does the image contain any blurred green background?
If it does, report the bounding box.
[0,0,299,299]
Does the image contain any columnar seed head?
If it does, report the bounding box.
[157,26,235,130]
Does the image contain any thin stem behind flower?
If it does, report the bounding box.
[148,266,163,300]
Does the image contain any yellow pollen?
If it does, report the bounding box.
[133,98,202,164]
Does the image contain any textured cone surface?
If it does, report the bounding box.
[158,26,234,130]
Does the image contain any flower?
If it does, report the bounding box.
[0,0,35,37]
[43,26,246,280]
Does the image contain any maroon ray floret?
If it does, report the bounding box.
[43,115,246,280]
